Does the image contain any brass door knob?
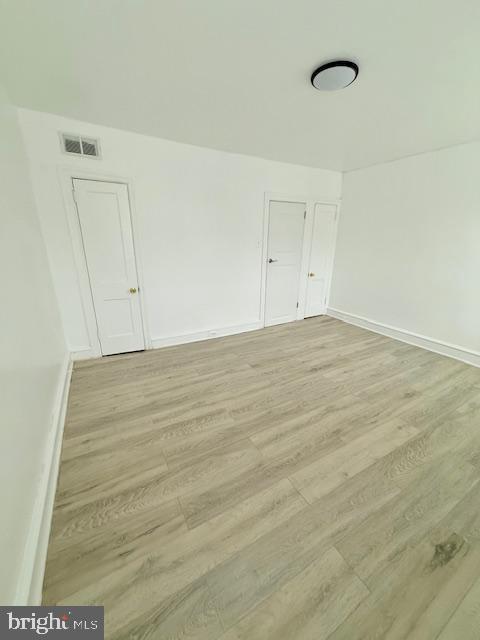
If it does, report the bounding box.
[129,287,137,294]
[308,272,315,277]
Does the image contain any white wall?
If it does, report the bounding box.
[18,108,341,357]
[330,141,480,359]
[0,87,67,602]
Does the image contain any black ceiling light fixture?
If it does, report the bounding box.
[311,60,359,91]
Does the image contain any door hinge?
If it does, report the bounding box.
[304,211,306,219]
[296,302,299,308]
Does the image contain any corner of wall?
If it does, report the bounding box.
[14,354,72,604]
[328,307,480,368]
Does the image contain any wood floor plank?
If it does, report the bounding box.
[56,437,262,512]
[330,531,480,640]
[43,316,480,639]
[334,457,480,585]
[204,474,400,630]
[437,573,480,640]
[114,577,224,640]
[49,479,306,636]
[44,499,186,605]
[218,547,368,640]
[290,418,418,503]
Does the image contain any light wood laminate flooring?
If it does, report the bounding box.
[43,317,480,639]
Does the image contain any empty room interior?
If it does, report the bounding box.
[1,0,480,637]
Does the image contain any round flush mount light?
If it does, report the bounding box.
[311,60,359,91]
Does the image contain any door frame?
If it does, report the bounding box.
[260,192,341,328]
[59,167,151,359]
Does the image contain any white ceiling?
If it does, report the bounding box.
[1,0,479,171]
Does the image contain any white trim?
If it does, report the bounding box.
[58,168,101,357]
[327,307,480,368]
[259,192,271,325]
[263,191,341,208]
[261,192,341,327]
[297,203,313,321]
[151,321,262,349]
[58,167,151,356]
[124,180,152,350]
[71,347,97,361]
[15,354,72,604]
[324,202,341,310]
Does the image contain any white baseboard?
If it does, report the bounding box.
[15,354,73,605]
[327,307,480,368]
[73,322,265,358]
[151,321,262,349]
[71,347,99,361]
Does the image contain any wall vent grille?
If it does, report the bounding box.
[61,133,100,158]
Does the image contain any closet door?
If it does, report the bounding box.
[305,203,337,318]
[73,179,145,355]
[265,200,306,326]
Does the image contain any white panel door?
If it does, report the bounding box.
[265,200,306,326]
[73,179,145,355]
[305,203,337,318]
